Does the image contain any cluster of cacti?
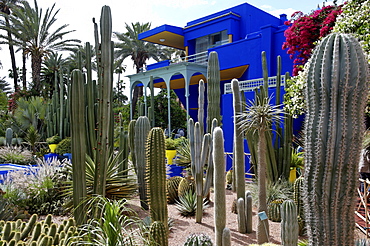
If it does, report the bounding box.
[134,116,151,210]
[303,33,369,245]
[188,118,211,223]
[92,5,114,198]
[0,214,77,246]
[146,127,168,246]
[243,52,293,183]
[46,71,70,140]
[280,200,298,246]
[167,176,183,204]
[183,233,213,246]
[267,199,284,222]
[213,127,226,245]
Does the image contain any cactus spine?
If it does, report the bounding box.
[206,51,221,133]
[70,69,87,225]
[303,33,369,245]
[213,127,226,246]
[147,128,168,244]
[280,200,298,246]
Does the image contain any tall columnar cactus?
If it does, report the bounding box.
[232,79,245,206]
[280,200,298,246]
[128,120,137,174]
[85,42,98,159]
[303,33,369,245]
[237,198,246,233]
[93,5,114,198]
[213,127,226,246]
[245,191,253,233]
[222,228,231,246]
[206,51,221,133]
[135,116,151,210]
[198,79,205,136]
[293,176,304,220]
[70,69,87,225]
[188,119,211,223]
[5,128,12,146]
[147,127,168,244]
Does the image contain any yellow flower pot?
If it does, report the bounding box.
[165,150,177,165]
[48,144,58,153]
[289,167,297,183]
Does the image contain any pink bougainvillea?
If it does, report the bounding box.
[283,5,343,76]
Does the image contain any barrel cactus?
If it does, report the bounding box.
[167,176,183,204]
[303,33,369,245]
[267,199,284,222]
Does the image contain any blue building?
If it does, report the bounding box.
[127,2,295,171]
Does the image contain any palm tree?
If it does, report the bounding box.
[238,96,284,244]
[114,22,173,116]
[3,0,80,95]
[0,0,24,92]
[41,51,67,98]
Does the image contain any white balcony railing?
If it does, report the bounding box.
[171,51,208,65]
[224,76,286,94]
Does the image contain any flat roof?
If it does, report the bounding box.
[138,24,184,50]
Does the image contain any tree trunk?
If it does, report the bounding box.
[257,129,269,244]
[31,54,42,94]
[5,17,18,92]
[131,65,144,117]
[22,49,27,90]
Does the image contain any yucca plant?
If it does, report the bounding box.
[238,95,285,243]
[63,152,137,209]
[73,196,153,246]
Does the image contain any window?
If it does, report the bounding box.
[195,30,228,53]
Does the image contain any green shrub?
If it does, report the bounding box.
[165,137,182,150]
[56,137,71,154]
[46,134,61,144]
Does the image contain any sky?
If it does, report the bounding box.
[0,0,343,91]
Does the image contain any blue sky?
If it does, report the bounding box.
[0,0,344,88]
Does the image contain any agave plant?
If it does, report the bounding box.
[175,190,208,217]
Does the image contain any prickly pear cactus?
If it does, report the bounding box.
[304,33,369,245]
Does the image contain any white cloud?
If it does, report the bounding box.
[154,0,210,9]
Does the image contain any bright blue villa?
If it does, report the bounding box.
[127,2,296,171]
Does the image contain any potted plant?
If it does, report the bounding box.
[165,137,185,177]
[289,149,304,183]
[46,135,62,153]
